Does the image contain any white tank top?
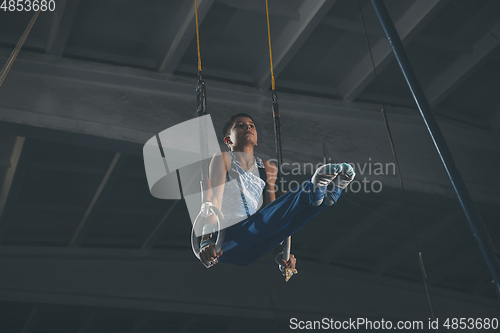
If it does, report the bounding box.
[220,151,266,221]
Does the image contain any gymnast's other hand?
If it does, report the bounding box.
[278,254,296,270]
[199,244,223,265]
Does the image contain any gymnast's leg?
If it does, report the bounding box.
[218,163,354,265]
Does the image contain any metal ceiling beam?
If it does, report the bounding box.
[217,0,300,20]
[0,32,45,50]
[0,137,34,244]
[270,79,339,98]
[69,153,127,247]
[30,160,142,178]
[338,0,446,101]
[141,169,200,250]
[45,0,66,54]
[0,136,24,226]
[140,200,181,250]
[46,0,81,55]
[254,0,336,88]
[1,49,499,203]
[359,91,491,129]
[64,47,159,69]
[426,21,500,107]
[32,161,106,175]
[418,0,500,75]
[20,307,38,333]
[320,17,471,53]
[1,47,497,145]
[158,0,214,74]
[318,203,397,265]
[176,64,254,83]
[373,210,462,275]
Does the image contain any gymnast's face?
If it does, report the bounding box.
[225,116,257,149]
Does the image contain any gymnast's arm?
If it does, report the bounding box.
[209,151,230,213]
[198,151,230,264]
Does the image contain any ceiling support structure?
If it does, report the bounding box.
[372,0,500,294]
[46,0,81,55]
[69,153,127,247]
[140,200,180,250]
[427,20,500,107]
[0,138,34,244]
[254,0,336,88]
[158,0,214,74]
[0,136,24,229]
[140,170,199,250]
[338,0,446,101]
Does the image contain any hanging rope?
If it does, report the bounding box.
[195,0,202,74]
[0,10,41,87]
[265,0,295,282]
[265,0,276,91]
[356,0,438,328]
[194,0,206,118]
[191,0,225,268]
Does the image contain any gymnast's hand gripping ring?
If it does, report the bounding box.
[191,194,226,268]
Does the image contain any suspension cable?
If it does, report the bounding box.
[266,0,295,282]
[265,0,276,91]
[195,0,202,74]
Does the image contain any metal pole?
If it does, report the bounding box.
[371,0,500,293]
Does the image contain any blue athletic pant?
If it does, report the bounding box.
[217,180,342,266]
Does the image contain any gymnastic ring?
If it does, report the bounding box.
[191,205,225,268]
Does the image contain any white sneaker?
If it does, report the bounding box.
[333,163,355,189]
[311,163,355,206]
[310,164,342,206]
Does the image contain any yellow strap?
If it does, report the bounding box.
[195,0,202,73]
[265,0,276,91]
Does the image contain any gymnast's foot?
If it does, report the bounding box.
[310,163,355,206]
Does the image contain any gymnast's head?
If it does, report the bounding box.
[222,113,257,151]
